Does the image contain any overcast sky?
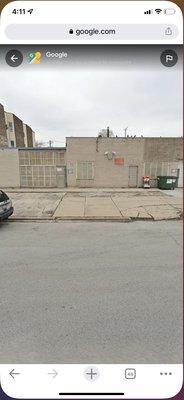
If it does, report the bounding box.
[0,65,182,146]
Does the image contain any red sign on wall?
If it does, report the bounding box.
[114,157,124,165]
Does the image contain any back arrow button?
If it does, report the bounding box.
[6,50,23,67]
[11,55,18,62]
[9,369,20,379]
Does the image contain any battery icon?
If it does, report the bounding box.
[164,8,176,15]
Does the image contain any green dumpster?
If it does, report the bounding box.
[157,176,178,190]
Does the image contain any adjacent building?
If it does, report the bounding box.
[23,123,35,148]
[0,103,8,147]
[0,103,36,148]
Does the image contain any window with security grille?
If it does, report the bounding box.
[20,165,57,187]
[19,150,65,166]
[77,161,94,180]
[54,151,65,165]
[19,150,65,187]
[19,151,30,165]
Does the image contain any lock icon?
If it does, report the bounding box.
[165,27,173,36]
[69,29,74,34]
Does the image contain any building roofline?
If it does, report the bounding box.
[18,147,66,151]
[66,136,182,139]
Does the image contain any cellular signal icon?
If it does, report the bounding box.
[144,10,153,14]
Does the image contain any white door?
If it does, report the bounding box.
[128,166,138,187]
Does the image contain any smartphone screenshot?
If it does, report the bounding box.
[0,1,183,399]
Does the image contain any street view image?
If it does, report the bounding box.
[0,46,183,364]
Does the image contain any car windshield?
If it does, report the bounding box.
[0,190,9,202]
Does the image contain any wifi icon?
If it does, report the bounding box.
[155,8,162,14]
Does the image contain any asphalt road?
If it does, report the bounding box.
[0,221,182,364]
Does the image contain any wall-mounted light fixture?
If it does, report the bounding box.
[104,151,116,160]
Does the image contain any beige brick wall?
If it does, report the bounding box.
[66,137,145,188]
[144,138,183,162]
[0,148,20,188]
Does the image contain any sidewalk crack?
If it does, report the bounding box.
[52,193,66,217]
[84,196,87,217]
[110,196,124,218]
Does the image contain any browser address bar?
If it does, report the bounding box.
[5,24,179,40]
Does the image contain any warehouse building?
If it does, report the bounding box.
[66,137,183,188]
[0,137,183,188]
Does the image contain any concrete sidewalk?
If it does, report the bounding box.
[6,188,183,222]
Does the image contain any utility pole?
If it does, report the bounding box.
[124,127,128,137]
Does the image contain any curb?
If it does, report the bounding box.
[7,216,182,223]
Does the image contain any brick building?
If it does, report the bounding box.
[23,123,35,147]
[0,103,8,147]
[0,103,36,148]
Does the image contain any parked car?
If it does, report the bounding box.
[0,190,14,220]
